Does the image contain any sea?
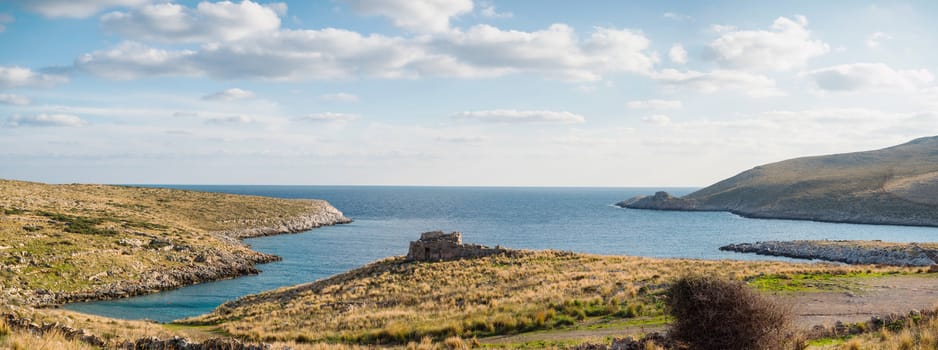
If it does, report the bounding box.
[63,186,938,322]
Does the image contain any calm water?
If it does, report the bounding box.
[64,186,938,322]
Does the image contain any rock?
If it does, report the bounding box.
[616,191,697,211]
[720,240,938,266]
[214,203,352,239]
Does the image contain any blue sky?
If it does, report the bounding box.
[1,0,936,186]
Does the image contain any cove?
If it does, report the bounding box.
[63,186,938,322]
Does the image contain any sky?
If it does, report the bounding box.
[0,0,936,186]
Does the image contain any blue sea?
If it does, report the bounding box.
[63,186,938,322]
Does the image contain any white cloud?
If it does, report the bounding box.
[479,2,512,19]
[627,99,683,110]
[455,109,585,124]
[319,93,360,102]
[0,13,13,32]
[710,24,737,33]
[435,135,487,143]
[14,0,151,19]
[0,94,30,105]
[101,1,282,43]
[0,65,68,88]
[641,115,672,126]
[342,0,473,33]
[708,16,829,71]
[805,63,934,92]
[866,31,892,48]
[920,87,938,109]
[652,69,783,97]
[206,115,255,124]
[663,12,691,21]
[436,24,656,81]
[668,44,687,64]
[202,88,255,101]
[75,23,657,82]
[5,113,87,127]
[298,112,359,122]
[74,42,195,80]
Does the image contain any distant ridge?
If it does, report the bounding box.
[618,136,938,227]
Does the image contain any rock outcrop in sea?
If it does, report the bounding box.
[617,191,697,211]
[720,240,938,266]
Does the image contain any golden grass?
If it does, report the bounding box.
[0,317,95,350]
[184,251,915,345]
[0,179,343,302]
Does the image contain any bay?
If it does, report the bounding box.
[63,186,938,322]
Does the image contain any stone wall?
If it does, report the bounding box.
[406,231,505,262]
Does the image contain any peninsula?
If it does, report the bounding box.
[617,136,938,227]
[0,179,350,306]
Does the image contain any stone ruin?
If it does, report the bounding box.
[406,231,506,262]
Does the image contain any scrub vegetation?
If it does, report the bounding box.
[0,179,346,304]
[185,251,911,345]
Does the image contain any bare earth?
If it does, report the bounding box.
[482,274,938,345]
[783,274,938,328]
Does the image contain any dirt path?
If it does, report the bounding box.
[781,274,938,328]
[482,274,938,345]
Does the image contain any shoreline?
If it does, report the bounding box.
[615,201,938,229]
[720,240,938,266]
[39,206,351,307]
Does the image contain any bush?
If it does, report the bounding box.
[665,275,795,350]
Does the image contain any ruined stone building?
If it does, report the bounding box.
[406,231,505,262]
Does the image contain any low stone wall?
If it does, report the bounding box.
[720,240,938,266]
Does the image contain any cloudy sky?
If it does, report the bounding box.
[1,0,936,186]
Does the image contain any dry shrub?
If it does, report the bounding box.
[665,275,795,350]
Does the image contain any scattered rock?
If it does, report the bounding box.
[720,240,938,266]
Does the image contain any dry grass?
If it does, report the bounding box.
[0,317,95,350]
[0,179,343,303]
[820,312,938,350]
[184,251,913,345]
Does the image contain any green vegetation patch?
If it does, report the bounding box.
[36,211,119,236]
[749,271,905,292]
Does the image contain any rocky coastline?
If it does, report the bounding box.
[25,204,352,307]
[720,240,938,266]
[213,200,352,239]
[616,191,699,211]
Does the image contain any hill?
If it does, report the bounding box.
[618,136,938,226]
[181,249,902,345]
[0,179,349,306]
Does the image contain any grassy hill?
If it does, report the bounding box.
[619,136,938,226]
[0,179,349,306]
[182,250,908,345]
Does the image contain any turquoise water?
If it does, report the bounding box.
[63,186,938,322]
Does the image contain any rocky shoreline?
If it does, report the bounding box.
[720,240,938,266]
[214,200,352,239]
[26,204,351,307]
[616,191,938,228]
